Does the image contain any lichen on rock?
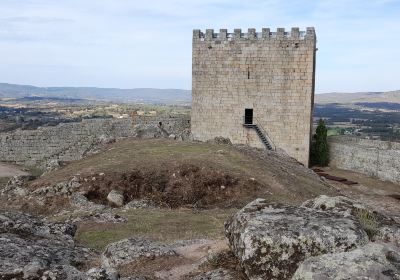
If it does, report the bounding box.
[292,242,400,280]
[225,198,369,280]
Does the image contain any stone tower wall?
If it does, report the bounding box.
[191,27,316,165]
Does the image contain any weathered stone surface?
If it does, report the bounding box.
[0,210,93,279]
[107,190,125,207]
[124,198,157,210]
[302,195,366,217]
[41,265,86,280]
[86,267,119,280]
[377,225,400,247]
[1,175,35,196]
[0,209,77,239]
[292,242,400,280]
[32,176,81,196]
[192,28,316,166]
[190,268,236,280]
[102,238,177,267]
[303,195,400,246]
[0,115,190,168]
[329,136,400,184]
[44,159,61,173]
[225,198,369,280]
[70,193,106,212]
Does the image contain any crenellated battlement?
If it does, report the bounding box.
[193,27,315,41]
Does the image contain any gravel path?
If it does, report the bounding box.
[0,163,28,177]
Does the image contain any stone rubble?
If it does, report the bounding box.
[107,190,125,207]
[225,198,370,280]
[102,238,178,267]
[123,198,158,210]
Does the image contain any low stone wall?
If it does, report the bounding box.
[0,115,191,168]
[329,136,400,184]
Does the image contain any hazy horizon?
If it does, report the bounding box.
[1,0,399,94]
[1,82,399,95]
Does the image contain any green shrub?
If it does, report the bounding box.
[310,119,329,166]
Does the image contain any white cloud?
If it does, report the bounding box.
[0,0,398,92]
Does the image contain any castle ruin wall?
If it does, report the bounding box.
[0,115,190,168]
[329,136,400,184]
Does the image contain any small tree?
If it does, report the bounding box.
[314,119,329,166]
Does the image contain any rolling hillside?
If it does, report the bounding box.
[315,90,400,104]
[0,83,191,104]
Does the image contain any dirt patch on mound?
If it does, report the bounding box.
[80,163,263,208]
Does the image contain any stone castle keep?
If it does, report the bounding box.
[191,27,317,165]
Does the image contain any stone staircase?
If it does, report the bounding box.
[243,118,275,151]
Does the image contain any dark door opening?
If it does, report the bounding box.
[244,108,253,124]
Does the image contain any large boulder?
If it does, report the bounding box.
[292,242,400,280]
[102,238,177,267]
[303,195,400,246]
[225,198,369,280]
[107,190,125,207]
[0,210,93,279]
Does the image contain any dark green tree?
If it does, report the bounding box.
[314,119,329,166]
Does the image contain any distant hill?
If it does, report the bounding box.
[2,82,398,105]
[0,83,191,104]
[315,90,400,104]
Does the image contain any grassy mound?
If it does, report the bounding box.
[33,139,336,208]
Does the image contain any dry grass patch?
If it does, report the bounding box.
[75,208,237,251]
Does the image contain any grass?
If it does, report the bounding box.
[75,208,237,251]
[327,129,339,136]
[34,139,335,207]
[354,208,379,239]
[0,177,10,189]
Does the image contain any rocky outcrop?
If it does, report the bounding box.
[70,193,106,212]
[303,195,400,245]
[190,268,236,280]
[1,174,36,196]
[301,195,367,217]
[86,267,119,280]
[102,238,177,267]
[32,176,81,196]
[292,242,400,280]
[0,210,94,279]
[225,198,369,280]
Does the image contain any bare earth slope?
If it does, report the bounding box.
[33,139,335,208]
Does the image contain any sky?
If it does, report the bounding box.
[0,0,399,93]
